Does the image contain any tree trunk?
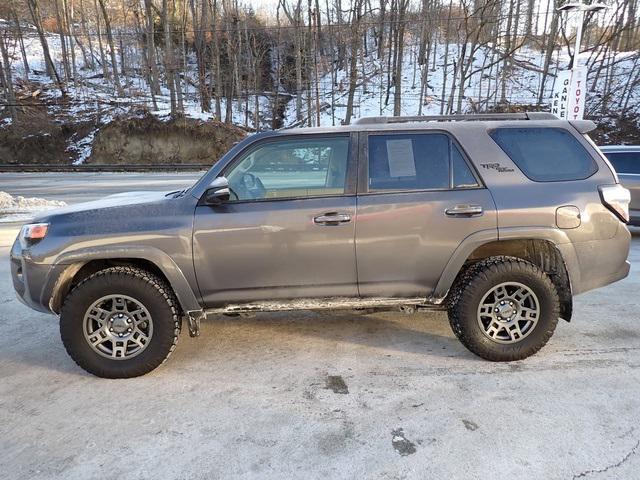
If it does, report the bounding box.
[0,35,18,121]
[10,1,30,78]
[162,0,177,114]
[393,0,408,116]
[344,0,363,125]
[97,0,124,96]
[54,0,72,81]
[27,0,65,95]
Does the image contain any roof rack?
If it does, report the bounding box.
[353,112,558,125]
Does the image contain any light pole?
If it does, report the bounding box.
[551,1,607,119]
[557,2,608,70]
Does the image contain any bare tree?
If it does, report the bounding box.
[344,0,364,124]
[97,0,124,95]
[26,0,65,95]
[0,30,18,121]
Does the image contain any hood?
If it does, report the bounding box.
[33,191,174,221]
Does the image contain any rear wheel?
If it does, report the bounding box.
[448,256,560,361]
[60,267,181,378]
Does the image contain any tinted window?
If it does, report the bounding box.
[368,133,479,191]
[489,128,598,182]
[604,152,640,174]
[226,137,349,201]
[452,145,478,187]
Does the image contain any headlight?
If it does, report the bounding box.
[20,223,49,247]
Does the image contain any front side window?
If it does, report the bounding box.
[368,133,479,191]
[603,152,640,174]
[225,136,350,201]
[489,127,598,182]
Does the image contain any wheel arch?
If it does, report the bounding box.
[432,230,576,322]
[48,247,202,316]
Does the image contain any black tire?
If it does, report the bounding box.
[447,256,560,362]
[60,266,181,378]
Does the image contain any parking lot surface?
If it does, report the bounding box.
[1,173,639,479]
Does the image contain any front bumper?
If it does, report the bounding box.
[10,238,57,314]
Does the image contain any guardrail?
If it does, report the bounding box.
[0,164,210,172]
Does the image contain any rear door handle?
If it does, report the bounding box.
[314,212,352,224]
[445,204,483,217]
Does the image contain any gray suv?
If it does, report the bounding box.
[11,113,631,378]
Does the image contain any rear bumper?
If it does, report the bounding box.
[564,222,631,295]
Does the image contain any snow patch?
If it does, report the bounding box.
[67,129,97,165]
[0,192,67,223]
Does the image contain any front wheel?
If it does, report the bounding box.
[448,256,560,361]
[60,267,181,378]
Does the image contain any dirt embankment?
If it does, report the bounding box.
[0,111,94,165]
[0,113,246,166]
[89,115,246,165]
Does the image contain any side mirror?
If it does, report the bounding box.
[203,176,231,205]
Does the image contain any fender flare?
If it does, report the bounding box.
[429,227,580,303]
[47,246,202,315]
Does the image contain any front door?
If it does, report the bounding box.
[355,131,497,298]
[193,134,358,307]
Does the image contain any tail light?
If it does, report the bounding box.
[599,185,631,223]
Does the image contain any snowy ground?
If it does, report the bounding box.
[0,173,640,479]
[0,191,67,223]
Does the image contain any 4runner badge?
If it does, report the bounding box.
[480,162,514,173]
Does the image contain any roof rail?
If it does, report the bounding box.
[353,112,558,125]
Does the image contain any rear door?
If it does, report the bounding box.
[355,131,497,298]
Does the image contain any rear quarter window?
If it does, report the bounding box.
[489,127,598,182]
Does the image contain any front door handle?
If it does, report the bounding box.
[445,204,483,217]
[314,212,352,224]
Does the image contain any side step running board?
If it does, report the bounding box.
[205,297,444,315]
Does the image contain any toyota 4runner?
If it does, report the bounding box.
[11,113,631,378]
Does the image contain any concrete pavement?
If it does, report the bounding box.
[1,173,639,480]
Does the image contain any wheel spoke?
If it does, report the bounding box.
[88,328,109,346]
[494,285,508,300]
[512,287,528,302]
[130,309,150,326]
[85,307,110,326]
[520,307,538,320]
[111,340,127,358]
[486,322,503,339]
[506,321,523,341]
[129,332,148,348]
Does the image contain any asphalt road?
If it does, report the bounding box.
[1,173,639,480]
[0,171,204,204]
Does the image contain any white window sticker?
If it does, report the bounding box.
[386,139,416,177]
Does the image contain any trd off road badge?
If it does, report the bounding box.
[480,163,514,173]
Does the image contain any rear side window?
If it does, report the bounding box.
[603,152,640,174]
[368,133,479,191]
[489,128,598,182]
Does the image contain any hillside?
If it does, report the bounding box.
[1,3,639,166]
